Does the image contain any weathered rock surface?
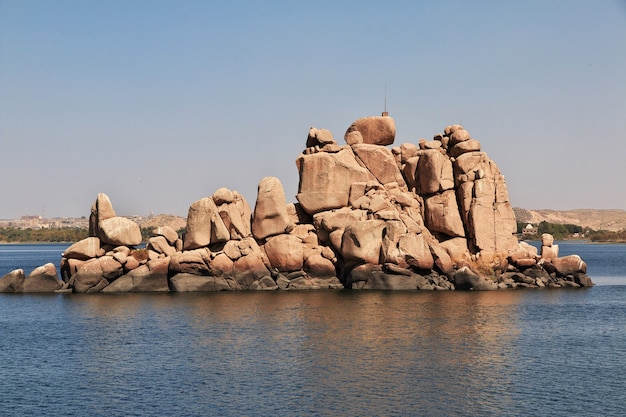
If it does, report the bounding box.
[0,269,25,293]
[22,263,63,293]
[63,237,104,260]
[296,147,374,214]
[184,197,228,250]
[1,114,593,293]
[252,177,293,240]
[344,116,396,146]
[99,217,143,247]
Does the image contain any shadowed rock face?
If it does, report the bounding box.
[1,114,592,293]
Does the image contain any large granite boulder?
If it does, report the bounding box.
[344,115,396,146]
[553,255,587,276]
[348,264,426,290]
[22,263,63,293]
[89,193,116,236]
[169,273,237,292]
[340,220,386,264]
[263,234,304,272]
[102,259,169,292]
[454,266,497,290]
[0,269,25,293]
[296,147,374,214]
[417,149,454,195]
[351,144,407,190]
[216,190,252,240]
[252,177,293,240]
[152,226,179,245]
[184,197,229,250]
[306,127,335,148]
[99,217,142,247]
[63,237,104,260]
[424,190,465,238]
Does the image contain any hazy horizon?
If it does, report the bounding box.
[2,1,625,218]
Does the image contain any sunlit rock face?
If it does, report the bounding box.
[0,115,592,293]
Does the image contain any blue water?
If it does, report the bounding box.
[1,243,626,416]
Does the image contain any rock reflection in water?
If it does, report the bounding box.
[63,291,525,416]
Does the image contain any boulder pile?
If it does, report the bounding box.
[0,114,593,293]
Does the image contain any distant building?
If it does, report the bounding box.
[522,223,538,236]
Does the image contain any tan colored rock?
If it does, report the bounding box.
[345,130,363,145]
[429,240,455,274]
[147,236,176,257]
[304,253,337,278]
[296,147,374,214]
[515,258,537,267]
[124,255,140,272]
[351,144,407,190]
[209,253,234,276]
[424,190,465,237]
[439,237,470,263]
[218,202,251,240]
[306,127,335,148]
[59,257,74,281]
[98,217,142,247]
[63,237,104,260]
[541,244,559,261]
[449,139,481,158]
[233,191,253,235]
[553,255,587,275]
[400,143,419,163]
[184,197,225,250]
[509,241,539,262]
[232,253,272,289]
[381,220,407,267]
[417,149,454,195]
[344,115,396,146]
[456,181,474,226]
[153,226,179,245]
[23,263,62,293]
[98,255,123,280]
[349,264,425,290]
[399,233,434,270]
[89,193,116,236]
[72,258,105,292]
[402,156,420,191]
[341,220,385,264]
[0,269,25,293]
[315,207,368,234]
[168,248,212,275]
[252,176,293,240]
[103,258,169,292]
[444,124,464,136]
[420,139,441,150]
[212,187,234,205]
[263,234,304,272]
[169,273,234,292]
[399,212,423,234]
[454,266,497,290]
[449,129,471,147]
[542,233,555,246]
[453,151,489,187]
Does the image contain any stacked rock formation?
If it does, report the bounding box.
[0,115,593,293]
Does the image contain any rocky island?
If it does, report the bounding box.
[0,114,593,293]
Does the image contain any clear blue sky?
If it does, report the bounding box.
[1,0,625,218]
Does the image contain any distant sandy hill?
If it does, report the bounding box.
[137,214,187,231]
[514,208,626,232]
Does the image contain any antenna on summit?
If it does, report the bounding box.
[382,83,389,116]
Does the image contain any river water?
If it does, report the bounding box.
[1,243,625,416]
